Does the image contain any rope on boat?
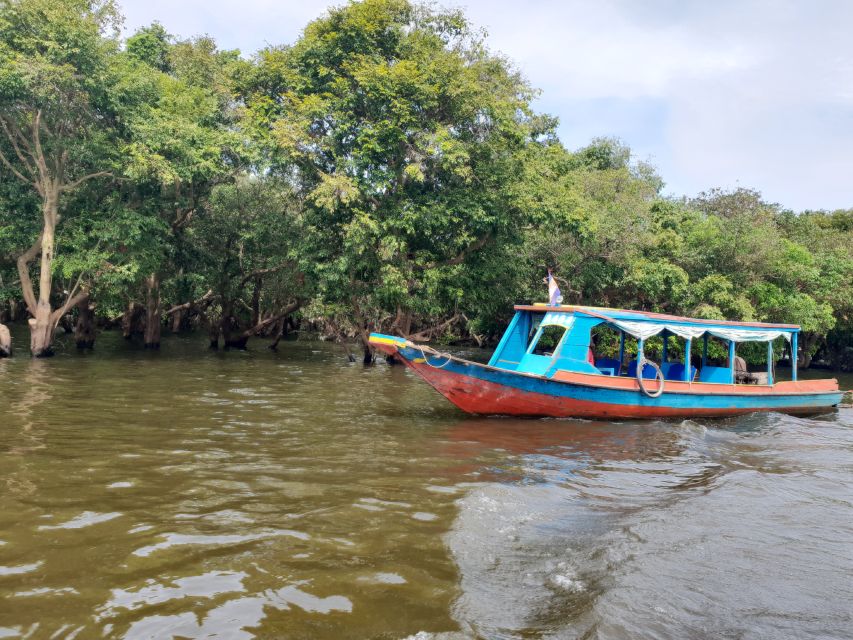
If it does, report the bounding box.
[412,342,454,369]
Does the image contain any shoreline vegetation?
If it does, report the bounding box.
[1,0,851,371]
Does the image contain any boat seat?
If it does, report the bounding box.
[594,358,621,376]
[626,359,658,379]
[664,363,697,382]
[698,365,731,384]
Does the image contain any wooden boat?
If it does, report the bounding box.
[369,304,844,419]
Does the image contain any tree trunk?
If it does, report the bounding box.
[170,308,185,333]
[144,273,161,349]
[250,277,261,328]
[74,295,96,349]
[222,312,249,349]
[28,199,58,358]
[268,316,286,351]
[0,323,11,357]
[208,322,220,350]
[122,302,146,339]
[203,309,219,349]
[798,333,820,370]
[29,304,53,358]
[355,324,374,364]
[402,309,412,336]
[219,299,244,349]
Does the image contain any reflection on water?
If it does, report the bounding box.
[0,331,851,639]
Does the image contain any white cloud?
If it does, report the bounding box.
[119,0,853,210]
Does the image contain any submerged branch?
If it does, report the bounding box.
[238,300,302,339]
[165,290,215,315]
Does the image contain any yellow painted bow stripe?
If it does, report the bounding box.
[368,335,408,348]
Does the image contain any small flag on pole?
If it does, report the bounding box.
[545,270,562,306]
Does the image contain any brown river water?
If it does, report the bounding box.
[1,330,852,639]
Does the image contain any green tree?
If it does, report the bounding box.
[0,0,120,356]
[115,27,241,347]
[189,176,308,349]
[242,0,555,360]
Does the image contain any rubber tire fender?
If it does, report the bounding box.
[637,358,665,398]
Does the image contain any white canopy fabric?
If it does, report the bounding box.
[608,319,791,343]
[540,312,791,343]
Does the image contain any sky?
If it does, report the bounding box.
[120,0,853,212]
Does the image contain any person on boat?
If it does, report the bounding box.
[588,333,598,365]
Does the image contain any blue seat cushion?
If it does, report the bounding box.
[594,358,621,376]
[698,365,732,384]
[626,359,658,379]
[664,363,698,381]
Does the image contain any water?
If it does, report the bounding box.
[1,331,851,639]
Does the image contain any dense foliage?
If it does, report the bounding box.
[1,0,850,368]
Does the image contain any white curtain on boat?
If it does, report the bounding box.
[609,319,791,343]
[542,312,575,329]
[706,328,791,343]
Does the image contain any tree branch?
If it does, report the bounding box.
[16,231,43,316]
[409,313,462,342]
[237,260,295,289]
[0,145,35,187]
[238,299,302,339]
[165,289,215,315]
[60,171,112,192]
[0,117,37,179]
[51,286,90,325]
[31,109,49,184]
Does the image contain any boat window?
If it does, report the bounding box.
[527,314,543,347]
[530,325,566,356]
[591,324,622,359]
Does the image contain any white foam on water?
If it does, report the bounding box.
[38,512,122,530]
[549,573,585,593]
[107,482,133,489]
